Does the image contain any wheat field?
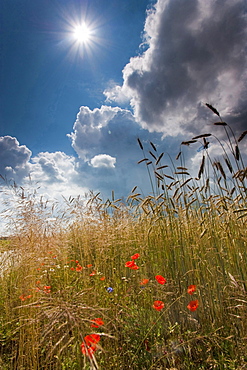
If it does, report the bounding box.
[0,106,246,369]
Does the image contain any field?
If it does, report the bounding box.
[0,107,247,369]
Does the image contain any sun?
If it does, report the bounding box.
[73,23,92,44]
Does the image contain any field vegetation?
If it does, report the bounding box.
[0,105,247,369]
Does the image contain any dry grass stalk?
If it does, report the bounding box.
[156,153,164,165]
[149,151,157,160]
[137,138,143,150]
[150,141,157,152]
[224,156,233,173]
[215,161,226,180]
[174,171,190,176]
[179,178,192,188]
[235,145,240,161]
[181,140,197,146]
[157,165,168,170]
[198,155,205,179]
[238,130,247,142]
[206,103,220,116]
[154,171,163,180]
[138,158,149,164]
[192,133,212,139]
[214,122,227,126]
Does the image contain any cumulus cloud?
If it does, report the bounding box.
[104,81,129,105]
[68,104,167,196]
[31,151,79,184]
[68,105,128,160]
[90,154,116,168]
[0,136,31,181]
[106,0,247,138]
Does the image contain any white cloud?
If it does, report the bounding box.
[0,136,32,181]
[104,82,129,105]
[90,154,116,168]
[106,0,247,138]
[68,105,129,160]
[31,151,79,184]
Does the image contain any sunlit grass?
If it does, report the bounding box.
[0,105,247,369]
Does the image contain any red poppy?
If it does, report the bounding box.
[125,261,135,268]
[129,264,139,270]
[91,318,104,328]
[153,300,165,311]
[85,334,101,345]
[80,343,96,358]
[89,270,96,276]
[187,285,196,295]
[43,286,51,293]
[81,333,101,357]
[187,300,199,312]
[125,260,139,270]
[87,264,93,268]
[140,278,149,285]
[100,276,105,281]
[131,253,140,260]
[155,275,167,285]
[76,264,83,271]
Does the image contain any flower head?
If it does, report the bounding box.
[140,278,149,285]
[106,287,113,293]
[155,275,167,285]
[91,318,104,328]
[81,334,101,358]
[76,264,83,272]
[131,253,140,260]
[187,299,199,312]
[153,300,165,311]
[125,260,135,268]
[187,285,196,295]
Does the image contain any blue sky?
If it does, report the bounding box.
[1,0,247,228]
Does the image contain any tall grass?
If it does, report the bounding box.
[0,105,247,369]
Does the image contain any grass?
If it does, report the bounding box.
[0,105,247,369]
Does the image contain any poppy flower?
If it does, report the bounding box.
[81,334,101,358]
[87,264,93,268]
[187,300,199,312]
[125,261,135,268]
[153,300,165,311]
[155,275,167,285]
[130,263,139,270]
[131,253,140,260]
[89,270,96,276]
[76,264,83,271]
[125,260,139,270]
[187,285,196,295]
[100,276,105,281]
[80,343,96,358]
[43,286,51,293]
[91,318,104,328]
[85,334,101,345]
[140,278,149,285]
